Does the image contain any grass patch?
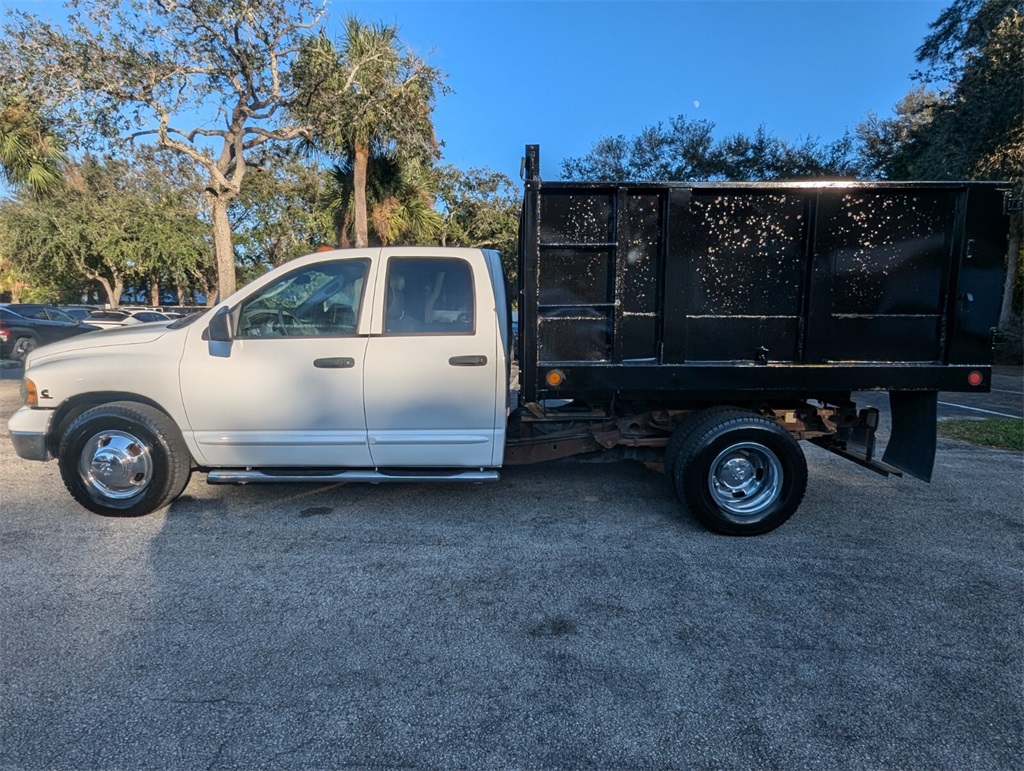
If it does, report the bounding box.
[938,418,1024,451]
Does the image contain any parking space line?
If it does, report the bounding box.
[938,401,1023,419]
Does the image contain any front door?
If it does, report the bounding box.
[179,255,376,468]
[362,250,501,468]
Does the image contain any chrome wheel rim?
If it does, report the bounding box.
[707,441,782,519]
[79,430,153,500]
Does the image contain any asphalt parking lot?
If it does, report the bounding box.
[0,366,1021,770]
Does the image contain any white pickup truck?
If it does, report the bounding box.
[8,148,1011,536]
[10,247,513,511]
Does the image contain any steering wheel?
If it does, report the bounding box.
[274,309,300,335]
[241,309,301,337]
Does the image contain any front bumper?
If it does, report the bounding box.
[8,406,54,461]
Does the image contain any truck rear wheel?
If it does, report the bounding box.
[672,409,807,536]
[665,406,741,499]
[58,402,192,517]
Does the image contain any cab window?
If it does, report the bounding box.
[383,257,474,335]
[237,260,369,338]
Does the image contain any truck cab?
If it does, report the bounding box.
[185,246,510,470]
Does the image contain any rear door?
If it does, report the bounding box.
[362,248,503,468]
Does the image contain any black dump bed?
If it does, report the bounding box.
[517,145,1012,405]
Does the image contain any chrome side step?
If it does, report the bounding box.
[206,468,500,485]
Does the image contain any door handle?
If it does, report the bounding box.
[449,355,488,367]
[313,357,355,369]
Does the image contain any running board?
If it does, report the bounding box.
[206,468,500,485]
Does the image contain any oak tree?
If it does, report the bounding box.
[2,0,327,300]
[0,152,208,306]
[562,115,856,182]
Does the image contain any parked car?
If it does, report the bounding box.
[84,308,172,328]
[59,305,103,322]
[158,306,207,319]
[5,304,83,325]
[0,307,98,361]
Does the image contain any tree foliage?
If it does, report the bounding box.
[915,0,1020,83]
[0,151,208,306]
[562,115,857,182]
[231,147,334,282]
[291,18,447,247]
[858,1,1022,183]
[1,0,328,300]
[324,151,441,249]
[856,0,1022,327]
[855,88,944,180]
[0,96,67,199]
[435,165,520,285]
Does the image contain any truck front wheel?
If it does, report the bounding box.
[672,409,807,536]
[58,402,192,517]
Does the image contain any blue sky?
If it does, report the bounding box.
[4,0,947,183]
[339,1,947,181]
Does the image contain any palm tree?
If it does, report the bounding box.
[0,99,66,199]
[374,159,442,246]
[325,151,441,247]
[293,18,446,247]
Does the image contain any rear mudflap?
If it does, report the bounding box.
[810,391,936,482]
[880,391,937,482]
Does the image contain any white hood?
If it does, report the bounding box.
[26,322,174,365]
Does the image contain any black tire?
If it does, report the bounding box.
[672,409,807,536]
[665,406,743,499]
[13,336,37,362]
[58,401,193,517]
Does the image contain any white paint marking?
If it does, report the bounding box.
[938,401,1022,419]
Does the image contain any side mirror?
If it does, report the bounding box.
[208,306,234,343]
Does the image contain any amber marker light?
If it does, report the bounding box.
[967,371,984,387]
[545,369,565,388]
[21,378,38,406]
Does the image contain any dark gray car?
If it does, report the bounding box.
[0,306,99,361]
